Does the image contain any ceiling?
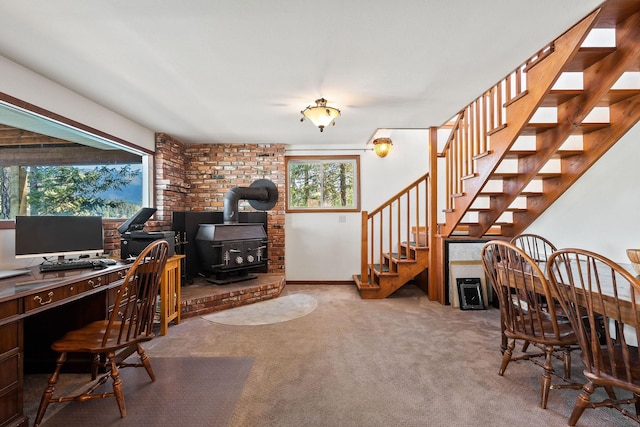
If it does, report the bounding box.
[0,0,603,147]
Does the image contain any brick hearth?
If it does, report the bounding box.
[179,273,285,320]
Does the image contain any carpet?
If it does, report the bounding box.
[201,293,318,325]
[39,357,253,427]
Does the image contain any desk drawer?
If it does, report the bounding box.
[109,268,130,283]
[0,350,20,426]
[73,275,107,293]
[0,322,19,354]
[0,300,19,318]
[24,284,77,312]
[0,350,20,392]
[24,274,110,312]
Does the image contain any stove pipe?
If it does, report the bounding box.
[223,179,278,224]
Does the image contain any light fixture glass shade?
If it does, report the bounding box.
[373,138,393,157]
[301,98,340,132]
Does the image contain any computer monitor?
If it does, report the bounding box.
[15,215,104,260]
[117,207,157,234]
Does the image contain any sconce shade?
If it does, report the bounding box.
[301,98,340,132]
[373,138,393,157]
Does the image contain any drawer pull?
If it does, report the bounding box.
[34,292,54,306]
[88,279,102,288]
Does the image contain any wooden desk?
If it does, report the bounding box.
[159,254,185,336]
[0,262,131,427]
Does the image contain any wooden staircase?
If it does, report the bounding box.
[354,0,640,299]
[353,174,430,299]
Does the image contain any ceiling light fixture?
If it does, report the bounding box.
[373,138,393,158]
[300,98,340,132]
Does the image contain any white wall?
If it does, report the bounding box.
[285,129,430,281]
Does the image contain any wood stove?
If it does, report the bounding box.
[195,223,267,283]
[193,179,278,284]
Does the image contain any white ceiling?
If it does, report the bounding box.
[0,0,603,146]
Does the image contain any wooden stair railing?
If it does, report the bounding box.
[439,8,601,238]
[355,173,430,298]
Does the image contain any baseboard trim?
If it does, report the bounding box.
[286,280,354,286]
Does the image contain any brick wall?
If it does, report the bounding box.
[154,134,286,274]
[155,133,189,227]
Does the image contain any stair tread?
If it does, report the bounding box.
[541,88,640,108]
[564,46,616,72]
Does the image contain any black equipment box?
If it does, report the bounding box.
[120,231,176,259]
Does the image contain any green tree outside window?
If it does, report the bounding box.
[286,156,360,212]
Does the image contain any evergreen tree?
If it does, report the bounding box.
[27,165,141,216]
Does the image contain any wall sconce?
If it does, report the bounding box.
[373,138,393,158]
[300,98,341,132]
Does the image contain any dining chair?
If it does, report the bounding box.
[511,234,561,352]
[481,240,579,409]
[547,248,640,425]
[34,239,170,426]
[510,233,557,266]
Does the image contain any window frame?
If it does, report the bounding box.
[285,155,361,213]
[0,93,154,228]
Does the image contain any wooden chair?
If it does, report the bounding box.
[510,233,557,266]
[34,239,170,426]
[511,234,560,352]
[481,240,579,409]
[547,248,640,425]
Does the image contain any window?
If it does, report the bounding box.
[2,163,143,219]
[0,99,151,225]
[286,155,360,212]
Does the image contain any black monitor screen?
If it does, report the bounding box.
[15,215,104,259]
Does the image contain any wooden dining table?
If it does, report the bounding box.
[495,258,640,348]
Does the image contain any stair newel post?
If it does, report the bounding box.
[429,127,439,302]
[396,199,402,260]
[379,209,384,273]
[361,210,369,285]
[414,184,419,251]
[380,207,393,271]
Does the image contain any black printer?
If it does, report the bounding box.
[119,207,175,259]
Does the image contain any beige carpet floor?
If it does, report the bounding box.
[25,284,635,426]
[146,284,634,427]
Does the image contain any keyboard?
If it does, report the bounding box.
[39,259,102,272]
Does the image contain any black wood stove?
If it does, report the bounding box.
[194,179,277,284]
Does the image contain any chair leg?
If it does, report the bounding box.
[540,346,553,409]
[604,385,617,401]
[499,339,515,376]
[562,346,571,380]
[34,352,66,427]
[568,381,594,426]
[137,343,156,382]
[91,353,101,380]
[107,351,127,418]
